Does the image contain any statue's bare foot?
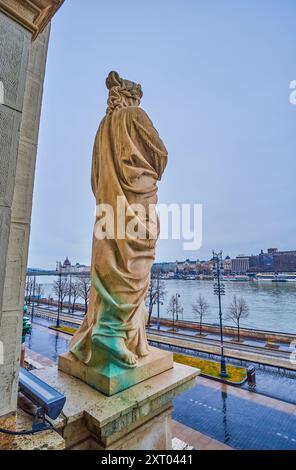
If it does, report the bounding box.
[92,334,138,368]
[136,343,150,357]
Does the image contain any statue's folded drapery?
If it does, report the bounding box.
[70,106,168,364]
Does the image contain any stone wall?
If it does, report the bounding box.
[150,317,296,344]
[0,13,50,417]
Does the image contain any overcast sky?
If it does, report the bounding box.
[28,0,296,269]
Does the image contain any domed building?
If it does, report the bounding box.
[63,257,71,270]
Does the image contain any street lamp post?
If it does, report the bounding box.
[175,293,181,322]
[212,250,228,378]
[172,297,175,332]
[157,269,161,330]
[56,266,62,328]
[31,275,36,322]
[68,274,72,314]
[172,293,180,332]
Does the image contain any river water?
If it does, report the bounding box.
[162,279,296,334]
[35,277,296,334]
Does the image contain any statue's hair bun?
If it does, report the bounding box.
[106,71,122,90]
[105,71,143,115]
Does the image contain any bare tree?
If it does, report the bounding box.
[192,295,210,335]
[145,278,167,326]
[24,276,29,304]
[166,294,183,331]
[226,295,249,342]
[25,276,34,305]
[77,275,91,314]
[35,284,44,306]
[53,276,69,312]
[69,278,81,313]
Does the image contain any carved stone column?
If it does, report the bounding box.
[0,0,64,38]
[0,0,64,424]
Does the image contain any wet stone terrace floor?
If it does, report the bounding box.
[149,340,296,405]
[26,321,296,450]
[26,320,70,363]
[173,381,296,450]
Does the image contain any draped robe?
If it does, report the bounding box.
[69,106,168,364]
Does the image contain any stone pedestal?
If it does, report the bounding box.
[58,346,173,396]
[32,362,199,450]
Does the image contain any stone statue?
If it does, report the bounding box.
[69,71,168,371]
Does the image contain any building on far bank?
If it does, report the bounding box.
[151,261,176,273]
[199,260,214,274]
[248,248,296,273]
[62,256,71,270]
[231,256,250,274]
[175,259,198,274]
[153,248,296,277]
[273,250,296,271]
[56,258,90,274]
[152,259,214,276]
[223,256,232,273]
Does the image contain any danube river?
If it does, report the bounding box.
[162,279,296,334]
[37,277,296,334]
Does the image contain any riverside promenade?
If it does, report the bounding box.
[28,305,296,371]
